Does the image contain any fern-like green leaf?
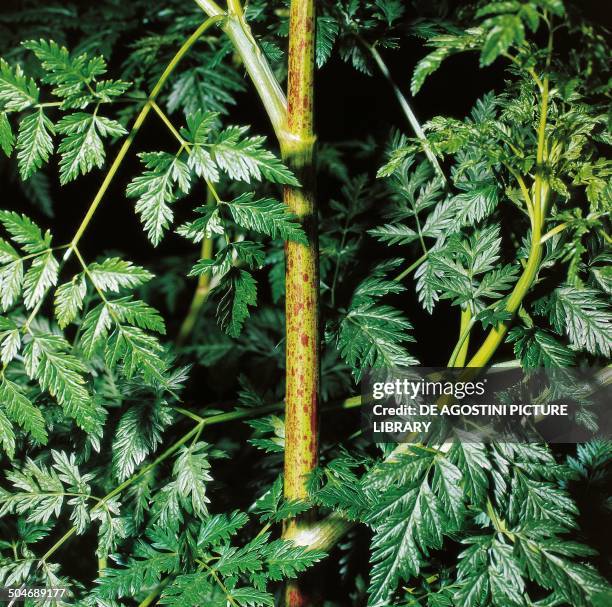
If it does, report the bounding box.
[126,152,191,246]
[224,193,307,243]
[338,304,417,379]
[0,59,39,111]
[0,376,47,445]
[54,275,87,328]
[23,250,58,309]
[211,125,299,186]
[23,39,106,104]
[56,112,126,183]
[16,110,54,180]
[23,332,97,432]
[316,17,339,68]
[552,287,611,357]
[0,210,50,253]
[215,269,258,338]
[0,111,14,156]
[112,402,172,481]
[173,441,212,518]
[87,257,153,292]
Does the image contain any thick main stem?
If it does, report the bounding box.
[466,77,549,368]
[282,0,318,605]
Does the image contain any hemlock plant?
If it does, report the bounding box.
[0,1,610,606]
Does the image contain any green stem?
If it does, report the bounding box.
[507,167,535,227]
[393,252,428,283]
[137,578,170,607]
[193,0,287,139]
[201,560,240,607]
[465,209,542,369]
[502,52,544,91]
[449,307,473,367]
[150,100,186,144]
[413,199,429,256]
[365,40,446,184]
[466,67,550,369]
[540,222,567,244]
[176,189,216,346]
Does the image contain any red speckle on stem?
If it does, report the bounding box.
[286,586,309,607]
[310,392,318,425]
[284,1,318,600]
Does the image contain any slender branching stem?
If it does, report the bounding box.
[66,16,224,258]
[502,52,544,91]
[176,237,214,344]
[449,307,473,367]
[365,39,446,184]
[540,222,567,243]
[506,166,535,227]
[150,100,186,145]
[177,188,216,345]
[466,203,543,368]
[136,578,169,607]
[412,197,429,256]
[173,406,206,423]
[394,252,428,282]
[148,98,224,345]
[201,560,240,607]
